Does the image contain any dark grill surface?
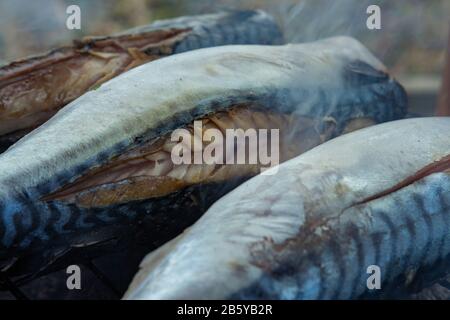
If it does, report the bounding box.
[0,245,149,300]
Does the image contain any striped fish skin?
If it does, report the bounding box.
[136,10,284,53]
[0,37,406,278]
[0,10,283,152]
[124,118,450,300]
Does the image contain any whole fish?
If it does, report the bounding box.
[0,37,406,283]
[124,117,450,300]
[0,10,283,152]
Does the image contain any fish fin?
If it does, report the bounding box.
[344,59,389,86]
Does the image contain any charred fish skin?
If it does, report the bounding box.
[0,10,283,152]
[0,38,406,279]
[124,118,450,300]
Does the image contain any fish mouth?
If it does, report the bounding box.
[42,104,327,208]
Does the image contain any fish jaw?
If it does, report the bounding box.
[124,117,450,300]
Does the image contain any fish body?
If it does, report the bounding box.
[0,10,283,151]
[124,117,450,300]
[0,37,406,281]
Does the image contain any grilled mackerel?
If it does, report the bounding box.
[0,37,406,282]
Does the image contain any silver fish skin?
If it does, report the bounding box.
[0,37,406,277]
[124,117,450,300]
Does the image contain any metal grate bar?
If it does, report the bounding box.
[0,276,28,300]
[84,260,122,298]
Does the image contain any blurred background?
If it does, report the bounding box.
[0,0,449,113]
